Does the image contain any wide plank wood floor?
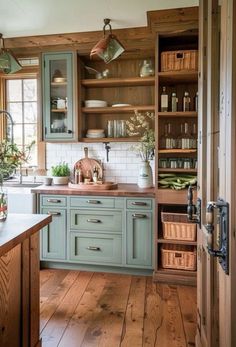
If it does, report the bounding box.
[40,269,197,347]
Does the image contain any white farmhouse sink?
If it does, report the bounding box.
[5,186,38,214]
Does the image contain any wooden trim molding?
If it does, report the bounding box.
[3,7,198,56]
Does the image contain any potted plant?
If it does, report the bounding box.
[51,162,70,185]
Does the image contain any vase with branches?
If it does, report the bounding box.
[126,110,155,188]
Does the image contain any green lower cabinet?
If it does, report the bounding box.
[126,211,153,267]
[70,232,122,264]
[41,208,66,260]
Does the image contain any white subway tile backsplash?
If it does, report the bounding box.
[46,142,154,184]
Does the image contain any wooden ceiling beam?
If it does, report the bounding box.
[3,7,198,55]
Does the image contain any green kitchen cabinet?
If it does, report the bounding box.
[126,211,153,268]
[41,51,78,141]
[41,208,66,260]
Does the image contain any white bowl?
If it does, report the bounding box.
[85,100,107,107]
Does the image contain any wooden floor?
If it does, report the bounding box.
[40,269,197,347]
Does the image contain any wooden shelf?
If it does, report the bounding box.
[82,105,155,114]
[81,76,155,88]
[158,168,197,173]
[158,71,198,83]
[158,149,197,154]
[153,268,197,286]
[158,238,197,246]
[80,136,140,143]
[156,188,197,204]
[51,109,67,113]
[158,111,197,117]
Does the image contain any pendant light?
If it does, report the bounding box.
[90,19,125,64]
[0,34,22,74]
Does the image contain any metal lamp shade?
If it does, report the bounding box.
[0,50,22,74]
[90,34,125,63]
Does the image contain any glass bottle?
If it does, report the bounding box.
[160,123,168,149]
[177,123,184,149]
[139,59,154,77]
[0,188,7,221]
[181,122,191,149]
[160,86,168,112]
[194,92,198,112]
[191,123,198,149]
[166,123,175,149]
[171,92,178,112]
[183,91,191,111]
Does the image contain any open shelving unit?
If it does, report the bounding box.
[154,31,198,286]
[78,57,155,142]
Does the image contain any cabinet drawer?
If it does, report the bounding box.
[70,232,122,264]
[126,198,153,210]
[70,197,115,209]
[41,195,67,207]
[70,210,122,232]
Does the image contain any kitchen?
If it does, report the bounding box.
[0,1,236,346]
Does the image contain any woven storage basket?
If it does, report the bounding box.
[161,50,198,72]
[161,244,197,271]
[161,212,197,241]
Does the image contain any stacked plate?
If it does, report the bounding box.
[86,129,105,138]
[85,100,107,108]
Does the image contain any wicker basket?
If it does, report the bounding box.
[161,50,198,72]
[161,244,197,271]
[161,212,196,241]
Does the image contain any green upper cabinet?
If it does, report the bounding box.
[41,51,78,141]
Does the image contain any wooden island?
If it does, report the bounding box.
[0,214,51,347]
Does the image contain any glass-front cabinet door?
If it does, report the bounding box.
[42,52,77,141]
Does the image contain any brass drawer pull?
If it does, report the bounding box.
[47,211,61,216]
[131,201,147,206]
[47,199,61,203]
[132,213,147,219]
[87,246,101,251]
[87,219,102,223]
[86,200,101,204]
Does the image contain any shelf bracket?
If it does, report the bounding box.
[103,142,111,162]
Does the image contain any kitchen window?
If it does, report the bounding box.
[6,78,38,166]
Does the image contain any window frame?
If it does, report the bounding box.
[0,71,45,170]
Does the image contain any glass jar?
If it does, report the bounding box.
[0,188,8,221]
[107,120,114,137]
[139,59,154,77]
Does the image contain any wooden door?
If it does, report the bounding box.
[196,0,236,346]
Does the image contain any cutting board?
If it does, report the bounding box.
[74,147,103,180]
[68,182,118,190]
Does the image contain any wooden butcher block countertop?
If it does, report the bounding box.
[32,183,155,197]
[0,213,51,256]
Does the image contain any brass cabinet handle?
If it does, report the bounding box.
[87,219,101,223]
[87,246,101,251]
[132,213,147,219]
[86,200,101,204]
[47,211,61,216]
[131,201,147,206]
[47,199,61,203]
